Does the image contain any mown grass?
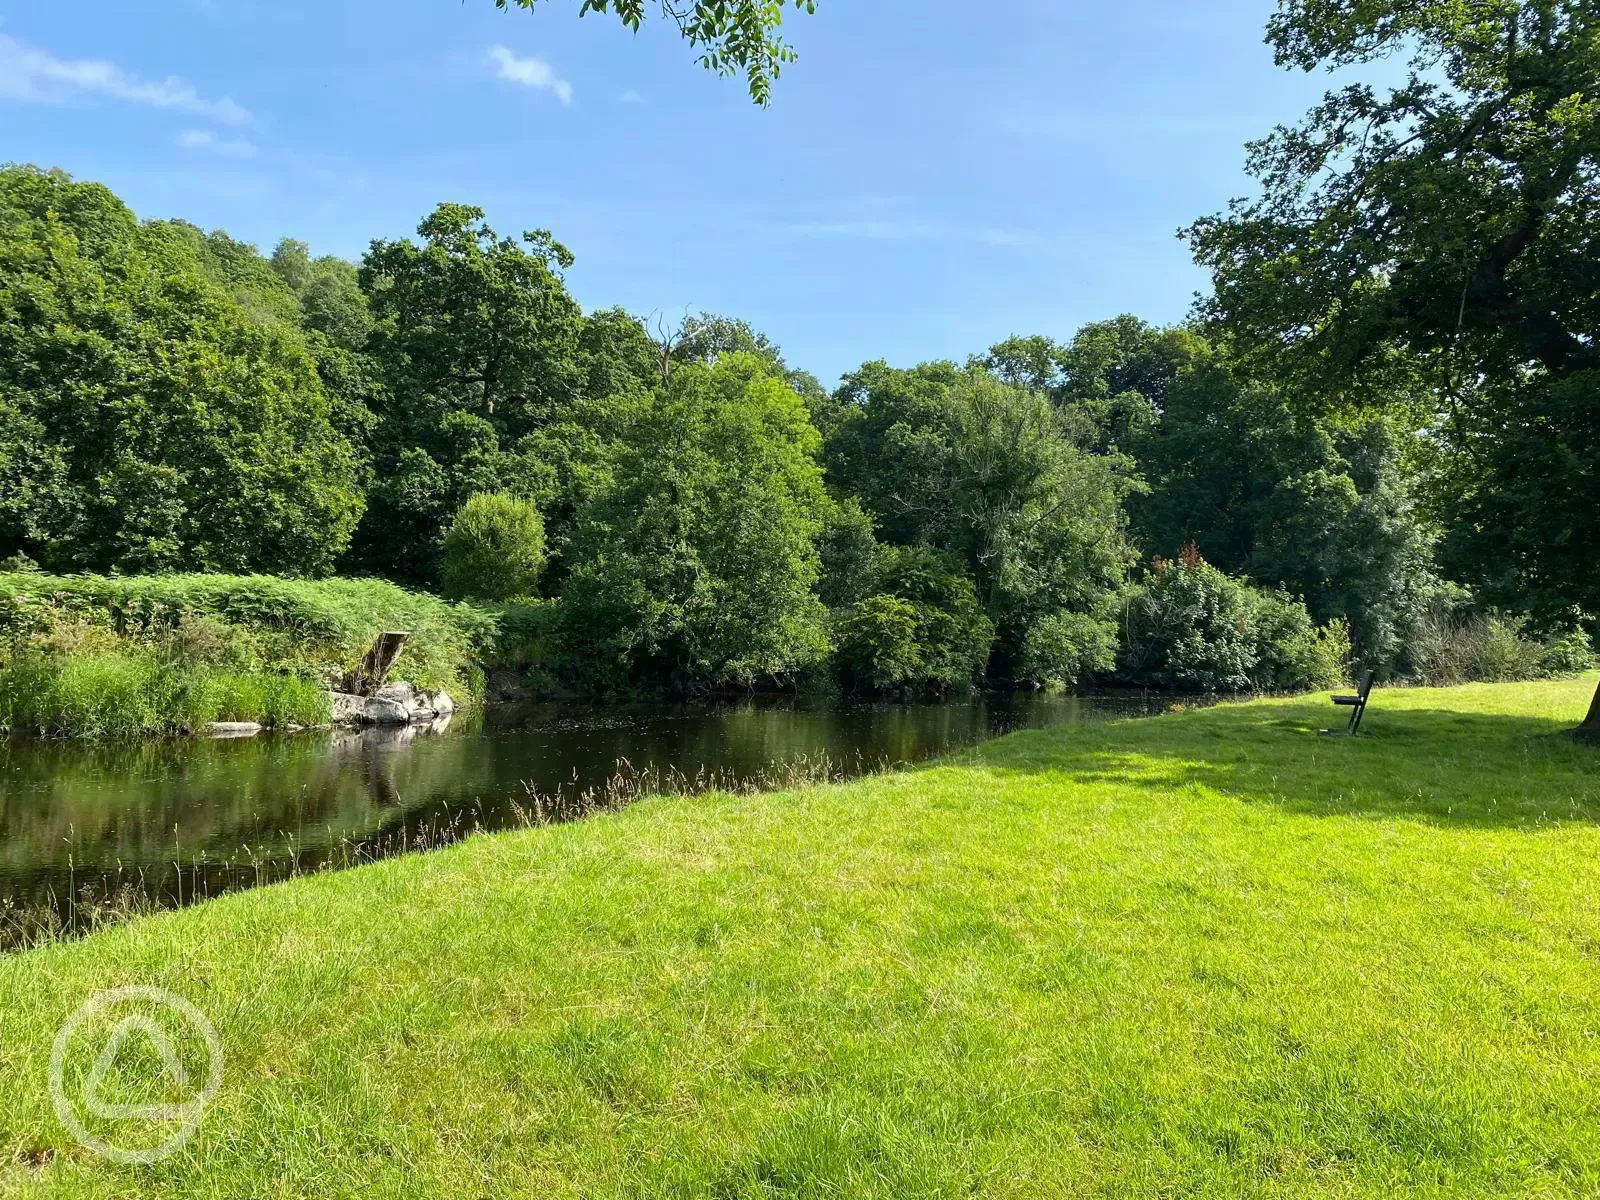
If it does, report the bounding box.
[0,677,1596,1197]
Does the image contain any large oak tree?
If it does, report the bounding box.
[1187,0,1600,735]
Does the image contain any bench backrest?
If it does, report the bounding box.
[1356,670,1376,701]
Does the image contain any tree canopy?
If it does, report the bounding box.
[0,168,363,576]
[561,352,830,689]
[490,0,818,103]
[350,203,586,581]
[825,361,1138,686]
[1,153,1589,701]
[1187,0,1600,729]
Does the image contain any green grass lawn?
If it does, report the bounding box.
[2,678,1598,1197]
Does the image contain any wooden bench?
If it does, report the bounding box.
[1330,670,1376,734]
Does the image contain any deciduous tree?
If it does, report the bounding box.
[1187,0,1600,732]
[352,204,585,581]
[826,362,1137,685]
[0,168,363,576]
[561,353,830,690]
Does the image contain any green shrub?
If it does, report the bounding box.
[832,595,924,690]
[1538,626,1597,677]
[1019,610,1119,689]
[1119,552,1257,691]
[1404,611,1474,684]
[830,546,994,694]
[1404,607,1556,684]
[1118,547,1343,693]
[1277,618,1353,692]
[1481,617,1542,681]
[1247,591,1350,691]
[475,601,562,673]
[158,611,260,669]
[440,493,547,603]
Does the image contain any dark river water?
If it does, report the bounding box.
[0,694,1180,941]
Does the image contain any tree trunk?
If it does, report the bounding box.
[346,631,410,697]
[1577,677,1600,742]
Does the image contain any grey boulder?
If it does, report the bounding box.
[375,681,416,707]
[375,682,457,723]
[361,697,413,725]
[422,689,456,716]
[329,691,413,726]
[330,691,368,724]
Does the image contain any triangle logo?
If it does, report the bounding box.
[82,1014,192,1122]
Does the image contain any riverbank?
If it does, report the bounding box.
[0,572,519,737]
[2,676,1598,1195]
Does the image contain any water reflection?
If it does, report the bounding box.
[0,693,1181,938]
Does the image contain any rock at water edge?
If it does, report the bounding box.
[204,722,262,739]
[376,681,417,707]
[362,697,412,725]
[330,692,367,724]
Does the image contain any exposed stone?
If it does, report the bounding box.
[204,722,262,739]
[330,689,419,726]
[361,697,412,725]
[329,680,459,726]
[330,692,368,724]
[357,684,461,723]
[376,681,416,707]
[382,682,433,723]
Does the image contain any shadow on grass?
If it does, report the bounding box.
[947,696,1600,828]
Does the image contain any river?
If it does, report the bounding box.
[0,693,1183,942]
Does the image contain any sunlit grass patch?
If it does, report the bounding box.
[0,676,1595,1197]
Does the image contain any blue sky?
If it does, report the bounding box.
[1,1,1342,383]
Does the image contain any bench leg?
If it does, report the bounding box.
[1350,701,1366,734]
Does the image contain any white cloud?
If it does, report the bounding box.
[617,88,644,105]
[489,45,572,105]
[0,33,251,124]
[175,128,257,158]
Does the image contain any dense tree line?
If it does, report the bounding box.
[0,122,1590,699]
